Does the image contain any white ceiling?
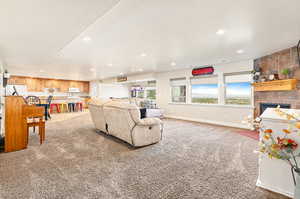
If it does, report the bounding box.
[1,0,300,80]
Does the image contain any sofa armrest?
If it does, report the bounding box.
[137,118,161,126]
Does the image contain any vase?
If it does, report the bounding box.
[295,173,300,199]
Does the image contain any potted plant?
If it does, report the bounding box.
[281,68,291,79]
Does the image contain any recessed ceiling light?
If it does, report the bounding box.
[82,36,91,42]
[216,29,225,35]
[141,53,147,57]
[171,62,176,66]
[236,49,244,54]
[108,63,113,67]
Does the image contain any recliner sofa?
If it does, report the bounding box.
[88,98,163,147]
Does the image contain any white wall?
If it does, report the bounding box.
[89,80,99,97]
[94,60,254,129]
[155,60,254,129]
[98,83,129,99]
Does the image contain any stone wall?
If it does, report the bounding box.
[254,46,300,117]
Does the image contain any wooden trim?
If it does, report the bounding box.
[252,79,297,92]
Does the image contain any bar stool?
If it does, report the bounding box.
[50,103,60,113]
[68,103,75,112]
[76,102,83,112]
[59,103,68,113]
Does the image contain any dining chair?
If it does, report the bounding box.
[25,96,41,132]
[23,105,45,145]
[25,96,41,105]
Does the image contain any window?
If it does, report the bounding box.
[137,90,144,98]
[191,76,218,104]
[170,78,186,103]
[146,89,156,100]
[225,73,252,105]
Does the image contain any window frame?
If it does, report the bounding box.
[223,72,253,106]
[170,78,187,104]
[190,75,219,105]
[169,71,253,108]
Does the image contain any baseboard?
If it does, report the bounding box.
[164,115,251,129]
[256,179,293,198]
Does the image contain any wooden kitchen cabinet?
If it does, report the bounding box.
[8,76,89,94]
[8,76,26,85]
[60,80,70,92]
[83,83,89,93]
[69,81,79,88]
[44,79,53,89]
[26,78,38,92]
[78,82,85,92]
[45,79,60,91]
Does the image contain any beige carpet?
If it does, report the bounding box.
[0,112,288,199]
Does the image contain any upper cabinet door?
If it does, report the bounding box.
[83,82,90,93]
[60,80,70,92]
[36,79,44,92]
[44,79,54,88]
[8,76,26,85]
[69,81,79,88]
[26,78,36,92]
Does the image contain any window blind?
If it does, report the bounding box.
[170,78,186,86]
[225,74,252,83]
[190,75,218,84]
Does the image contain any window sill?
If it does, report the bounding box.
[168,102,254,109]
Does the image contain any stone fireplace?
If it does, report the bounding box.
[254,46,300,117]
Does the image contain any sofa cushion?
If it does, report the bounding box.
[88,98,111,106]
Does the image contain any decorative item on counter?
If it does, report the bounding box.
[253,75,260,82]
[251,66,261,82]
[245,107,300,199]
[268,73,279,81]
[260,76,267,82]
[281,68,291,79]
[268,74,275,81]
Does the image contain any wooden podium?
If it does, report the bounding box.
[5,96,27,152]
[4,96,44,152]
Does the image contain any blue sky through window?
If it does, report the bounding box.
[191,82,251,98]
[192,84,218,98]
[226,82,251,98]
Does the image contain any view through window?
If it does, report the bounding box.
[191,76,218,104]
[225,74,252,105]
[146,89,156,100]
[137,90,144,98]
[170,78,186,103]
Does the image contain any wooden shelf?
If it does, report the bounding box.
[252,79,297,92]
